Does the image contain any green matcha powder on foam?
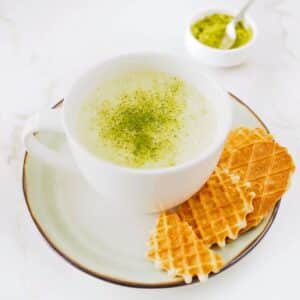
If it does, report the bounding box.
[95,76,186,168]
[191,13,253,49]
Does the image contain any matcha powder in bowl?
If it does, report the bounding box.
[191,13,253,49]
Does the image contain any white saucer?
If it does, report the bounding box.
[22,93,280,288]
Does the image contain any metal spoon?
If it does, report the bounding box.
[220,0,255,50]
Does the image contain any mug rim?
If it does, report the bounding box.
[63,52,232,175]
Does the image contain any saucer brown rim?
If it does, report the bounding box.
[22,93,280,289]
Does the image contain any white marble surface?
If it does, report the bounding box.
[0,0,299,299]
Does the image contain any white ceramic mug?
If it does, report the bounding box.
[23,53,232,213]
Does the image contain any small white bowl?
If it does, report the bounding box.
[185,9,257,67]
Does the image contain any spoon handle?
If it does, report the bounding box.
[235,0,255,23]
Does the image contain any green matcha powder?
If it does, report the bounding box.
[94,75,186,168]
[191,13,253,49]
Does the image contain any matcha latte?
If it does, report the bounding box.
[76,71,216,169]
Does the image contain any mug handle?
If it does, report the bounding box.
[22,108,76,171]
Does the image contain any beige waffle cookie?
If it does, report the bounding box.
[219,129,295,232]
[147,212,224,283]
[219,127,273,167]
[177,167,255,248]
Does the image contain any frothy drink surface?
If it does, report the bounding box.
[77,71,216,169]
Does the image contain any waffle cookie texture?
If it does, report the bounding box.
[177,167,255,247]
[147,127,295,283]
[147,212,224,283]
[219,127,295,231]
